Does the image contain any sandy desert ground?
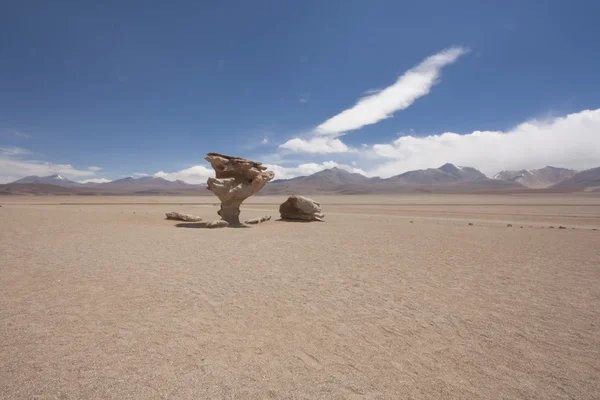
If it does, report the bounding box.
[1,194,599,399]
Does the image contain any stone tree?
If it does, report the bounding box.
[205,153,274,225]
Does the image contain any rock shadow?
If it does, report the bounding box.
[275,218,315,223]
[175,222,209,228]
[174,222,250,229]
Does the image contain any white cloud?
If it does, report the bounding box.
[133,172,149,177]
[279,137,353,154]
[315,46,469,136]
[0,146,30,156]
[298,92,310,103]
[13,130,31,139]
[79,178,111,184]
[261,137,269,144]
[367,109,600,177]
[0,148,97,183]
[153,165,214,184]
[264,161,366,180]
[88,166,102,171]
[1,129,31,139]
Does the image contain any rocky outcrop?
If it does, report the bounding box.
[207,220,229,228]
[245,215,271,224]
[205,153,274,225]
[165,212,203,222]
[279,195,324,221]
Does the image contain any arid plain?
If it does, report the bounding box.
[1,194,599,399]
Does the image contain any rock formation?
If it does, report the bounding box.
[279,195,324,221]
[165,212,203,222]
[245,215,271,224]
[205,153,274,225]
[207,220,229,228]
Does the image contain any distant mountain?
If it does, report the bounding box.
[387,163,488,185]
[12,174,81,187]
[304,167,375,185]
[494,166,576,188]
[439,163,488,180]
[550,167,600,191]
[264,167,379,194]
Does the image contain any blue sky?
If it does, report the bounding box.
[1,0,600,183]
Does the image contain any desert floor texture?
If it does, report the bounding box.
[1,194,599,399]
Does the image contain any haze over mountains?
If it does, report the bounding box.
[13,174,82,187]
[550,167,600,191]
[95,176,205,191]
[493,167,577,188]
[2,164,600,195]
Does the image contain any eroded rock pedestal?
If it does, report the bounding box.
[279,195,324,221]
[205,153,274,225]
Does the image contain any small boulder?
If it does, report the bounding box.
[165,212,203,222]
[279,195,324,221]
[245,215,271,224]
[559,226,566,229]
[207,220,229,228]
[507,224,513,227]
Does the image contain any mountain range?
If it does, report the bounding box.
[3,175,208,195]
[2,164,599,195]
[263,164,524,195]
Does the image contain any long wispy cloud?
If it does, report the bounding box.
[13,130,32,139]
[315,46,469,136]
[279,46,469,154]
[0,146,30,156]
